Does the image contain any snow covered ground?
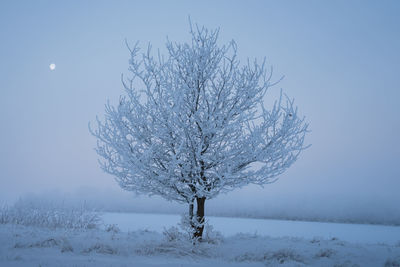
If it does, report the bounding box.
[1,212,400,266]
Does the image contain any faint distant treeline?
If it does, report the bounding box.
[3,193,399,227]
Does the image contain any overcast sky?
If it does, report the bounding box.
[0,1,399,219]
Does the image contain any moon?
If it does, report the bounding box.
[49,63,56,71]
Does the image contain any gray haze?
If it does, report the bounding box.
[0,1,399,224]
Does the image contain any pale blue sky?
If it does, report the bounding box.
[0,1,399,218]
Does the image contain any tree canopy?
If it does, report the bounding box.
[90,23,309,238]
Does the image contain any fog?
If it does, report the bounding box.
[0,1,399,224]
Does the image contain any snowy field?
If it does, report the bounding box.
[1,210,400,267]
[103,212,400,245]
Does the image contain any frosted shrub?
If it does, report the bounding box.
[162,226,185,242]
[203,224,223,244]
[0,200,101,229]
[235,249,304,264]
[267,249,304,264]
[82,243,117,255]
[152,217,218,257]
[315,248,336,258]
[162,215,197,243]
[105,224,121,233]
[0,205,10,224]
[178,214,197,240]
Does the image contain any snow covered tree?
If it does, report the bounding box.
[90,23,309,239]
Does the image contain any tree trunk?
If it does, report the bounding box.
[188,199,194,230]
[189,201,194,221]
[193,197,206,240]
